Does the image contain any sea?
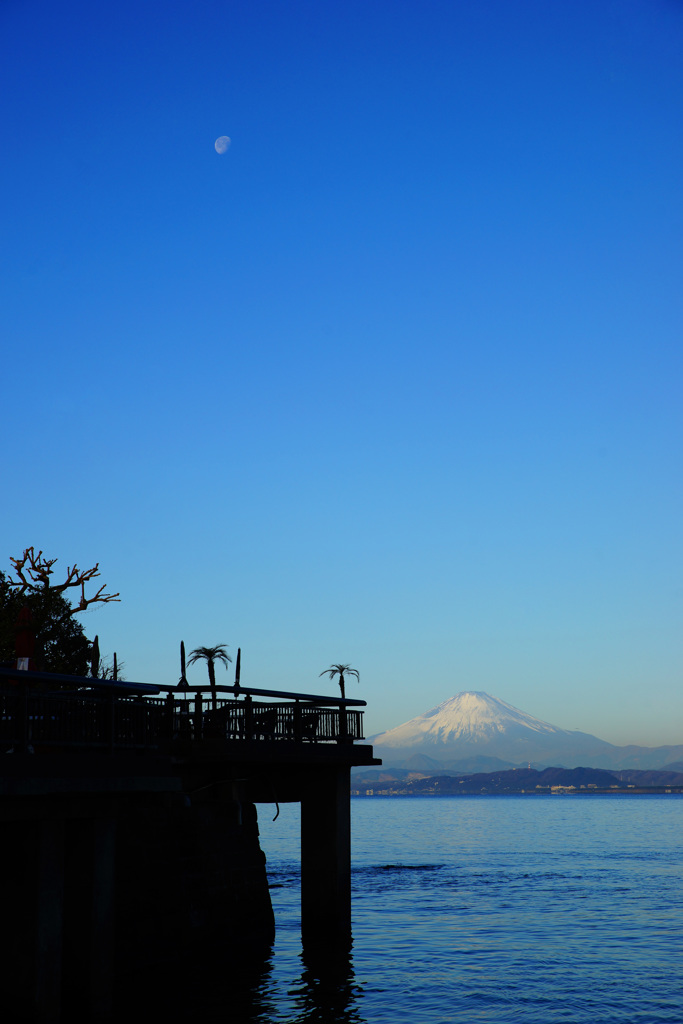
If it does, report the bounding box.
[199,795,682,1023]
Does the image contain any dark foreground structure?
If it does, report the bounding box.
[0,667,378,1023]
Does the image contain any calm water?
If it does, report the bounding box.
[249,796,683,1024]
[160,796,682,1022]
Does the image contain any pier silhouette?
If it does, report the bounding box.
[0,665,379,1022]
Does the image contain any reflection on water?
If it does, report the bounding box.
[290,947,364,1024]
[116,940,363,1024]
[116,949,278,1023]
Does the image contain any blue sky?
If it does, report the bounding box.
[2,0,681,745]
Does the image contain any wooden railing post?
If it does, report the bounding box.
[338,706,348,744]
[164,692,175,741]
[194,693,203,741]
[108,693,116,753]
[18,681,30,753]
[138,695,148,747]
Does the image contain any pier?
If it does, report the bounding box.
[0,666,379,1022]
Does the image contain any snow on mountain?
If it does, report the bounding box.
[368,691,683,770]
[370,692,572,747]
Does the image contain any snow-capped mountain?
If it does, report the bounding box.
[369,692,683,770]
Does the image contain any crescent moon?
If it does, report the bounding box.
[214,136,231,154]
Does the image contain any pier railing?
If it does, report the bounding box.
[0,681,365,754]
[158,696,363,745]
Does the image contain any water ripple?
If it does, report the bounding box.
[254,796,683,1024]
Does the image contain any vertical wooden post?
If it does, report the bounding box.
[244,694,254,738]
[300,766,352,949]
[108,693,116,753]
[194,692,204,740]
[18,680,30,753]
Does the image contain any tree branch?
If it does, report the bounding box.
[7,547,120,614]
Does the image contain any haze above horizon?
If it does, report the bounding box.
[2,1,681,747]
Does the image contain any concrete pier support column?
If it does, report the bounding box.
[33,818,66,1022]
[62,816,117,1021]
[1,816,65,1024]
[300,766,351,949]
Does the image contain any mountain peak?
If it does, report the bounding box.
[373,691,565,749]
[369,691,683,771]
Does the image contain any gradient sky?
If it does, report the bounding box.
[2,0,681,746]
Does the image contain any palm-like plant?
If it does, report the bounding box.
[319,663,359,700]
[188,644,232,710]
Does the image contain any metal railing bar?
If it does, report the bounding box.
[159,684,366,707]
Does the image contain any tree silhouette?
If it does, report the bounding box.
[1,549,122,679]
[187,644,231,710]
[319,663,359,700]
[7,547,120,614]
[0,571,92,675]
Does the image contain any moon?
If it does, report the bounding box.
[214,136,231,154]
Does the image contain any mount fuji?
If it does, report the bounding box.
[368,692,683,771]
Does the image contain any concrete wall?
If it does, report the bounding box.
[0,791,274,1023]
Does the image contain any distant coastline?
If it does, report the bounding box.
[352,788,683,797]
[351,765,683,797]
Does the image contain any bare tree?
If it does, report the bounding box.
[99,653,125,681]
[7,547,120,616]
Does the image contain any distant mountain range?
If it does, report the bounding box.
[368,691,683,771]
[351,765,683,796]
